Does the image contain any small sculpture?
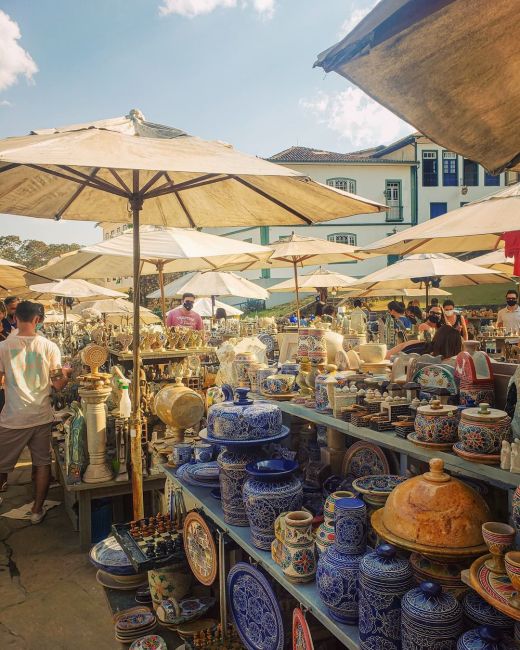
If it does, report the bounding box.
[511,439,520,474]
[501,440,511,470]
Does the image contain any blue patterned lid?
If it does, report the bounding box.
[360,544,413,585]
[402,581,462,624]
[463,591,514,630]
[457,626,513,650]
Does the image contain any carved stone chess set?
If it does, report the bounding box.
[129,514,181,560]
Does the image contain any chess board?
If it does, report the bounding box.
[112,515,185,572]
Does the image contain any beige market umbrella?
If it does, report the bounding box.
[471,250,515,276]
[268,266,357,294]
[43,310,82,324]
[72,298,160,326]
[0,257,53,296]
[351,253,511,306]
[314,0,520,174]
[361,184,520,257]
[343,287,451,299]
[39,226,273,324]
[192,297,243,318]
[0,110,384,518]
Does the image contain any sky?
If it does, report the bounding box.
[0,0,412,245]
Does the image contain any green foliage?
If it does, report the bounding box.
[0,236,80,269]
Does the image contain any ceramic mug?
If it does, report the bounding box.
[171,442,192,466]
[193,442,213,463]
[261,374,295,395]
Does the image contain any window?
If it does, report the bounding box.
[422,151,438,186]
[463,159,479,186]
[384,180,403,221]
[506,171,520,186]
[442,152,458,186]
[430,202,448,218]
[460,202,469,207]
[484,171,500,186]
[326,177,357,194]
[327,233,357,246]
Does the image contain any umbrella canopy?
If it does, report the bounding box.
[192,297,243,318]
[361,184,520,256]
[343,287,451,299]
[152,270,268,301]
[470,250,514,275]
[352,254,511,291]
[0,257,53,296]
[0,109,384,520]
[268,266,357,292]
[72,298,160,325]
[28,278,126,300]
[43,310,82,324]
[314,0,520,174]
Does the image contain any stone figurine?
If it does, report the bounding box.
[501,440,511,470]
[511,439,520,474]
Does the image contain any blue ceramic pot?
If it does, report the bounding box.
[401,581,463,650]
[242,460,303,550]
[359,544,414,650]
[457,626,511,650]
[207,388,282,441]
[316,497,367,624]
[193,442,213,463]
[462,592,514,634]
[217,449,255,526]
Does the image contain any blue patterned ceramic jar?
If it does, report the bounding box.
[217,448,255,526]
[457,626,513,650]
[359,544,414,650]
[315,371,331,412]
[172,442,193,467]
[458,405,511,455]
[242,459,303,550]
[462,592,514,634]
[207,388,282,440]
[401,581,463,650]
[316,497,367,624]
[414,400,459,444]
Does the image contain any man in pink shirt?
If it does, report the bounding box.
[166,292,203,330]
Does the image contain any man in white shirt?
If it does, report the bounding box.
[496,290,520,333]
[0,301,69,524]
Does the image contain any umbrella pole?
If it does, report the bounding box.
[130,190,144,520]
[293,260,301,331]
[211,295,215,318]
[425,282,429,310]
[63,300,67,330]
[158,262,167,327]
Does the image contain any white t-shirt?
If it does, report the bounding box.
[0,335,61,429]
[497,305,520,333]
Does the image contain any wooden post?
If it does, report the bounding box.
[158,261,167,326]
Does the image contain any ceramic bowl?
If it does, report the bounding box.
[482,522,515,556]
[260,373,296,395]
[130,635,167,650]
[245,458,298,481]
[504,551,520,607]
[89,536,136,576]
[358,343,387,363]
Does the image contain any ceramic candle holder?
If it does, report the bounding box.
[482,522,515,574]
[504,551,520,608]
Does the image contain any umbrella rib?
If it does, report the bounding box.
[200,257,219,270]
[62,254,103,279]
[229,176,313,224]
[25,164,127,198]
[143,173,226,199]
[109,169,131,194]
[55,167,101,220]
[59,165,128,196]
[174,190,197,228]
[139,171,167,195]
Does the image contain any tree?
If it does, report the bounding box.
[0,236,80,269]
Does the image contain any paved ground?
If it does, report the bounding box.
[0,460,115,650]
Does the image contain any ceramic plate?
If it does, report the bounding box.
[469,554,520,622]
[452,442,500,465]
[227,562,284,650]
[130,636,167,650]
[89,536,135,575]
[183,512,218,586]
[186,462,219,482]
[341,441,390,479]
[352,474,406,496]
[257,333,275,353]
[412,364,457,394]
[292,607,314,650]
[117,611,156,631]
[96,569,148,591]
[407,432,455,450]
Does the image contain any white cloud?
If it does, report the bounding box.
[0,99,12,107]
[159,0,274,18]
[0,10,37,92]
[339,2,377,38]
[300,86,413,148]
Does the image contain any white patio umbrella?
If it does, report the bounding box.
[471,250,515,276]
[71,298,160,325]
[0,110,385,518]
[361,183,520,257]
[192,297,243,318]
[350,253,512,306]
[268,266,357,294]
[43,310,82,324]
[41,226,274,324]
[0,257,53,296]
[343,287,451,299]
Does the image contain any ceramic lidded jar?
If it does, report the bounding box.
[279,511,317,583]
[207,388,282,441]
[217,448,255,526]
[242,459,303,550]
[316,497,367,624]
[462,592,514,635]
[359,544,414,650]
[457,626,513,650]
[316,490,355,555]
[458,404,511,455]
[401,581,463,650]
[414,399,459,443]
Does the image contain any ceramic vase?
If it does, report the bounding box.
[217,448,254,526]
[298,328,327,363]
[359,544,414,650]
[148,562,192,608]
[242,460,303,550]
[279,511,317,583]
[401,581,463,650]
[316,497,367,624]
[316,490,355,555]
[315,371,331,412]
[234,352,255,388]
[414,400,459,444]
[457,626,511,650]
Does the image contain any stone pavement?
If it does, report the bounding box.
[0,461,115,649]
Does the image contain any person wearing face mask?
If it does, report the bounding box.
[442,299,468,340]
[418,305,445,341]
[166,292,203,331]
[497,289,520,333]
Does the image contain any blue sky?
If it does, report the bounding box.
[0,0,410,245]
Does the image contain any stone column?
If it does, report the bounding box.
[80,385,113,483]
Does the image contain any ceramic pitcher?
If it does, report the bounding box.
[278,511,317,583]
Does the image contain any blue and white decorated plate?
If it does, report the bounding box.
[89,536,135,575]
[227,562,283,650]
[202,425,290,448]
[185,462,219,482]
[257,333,275,354]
